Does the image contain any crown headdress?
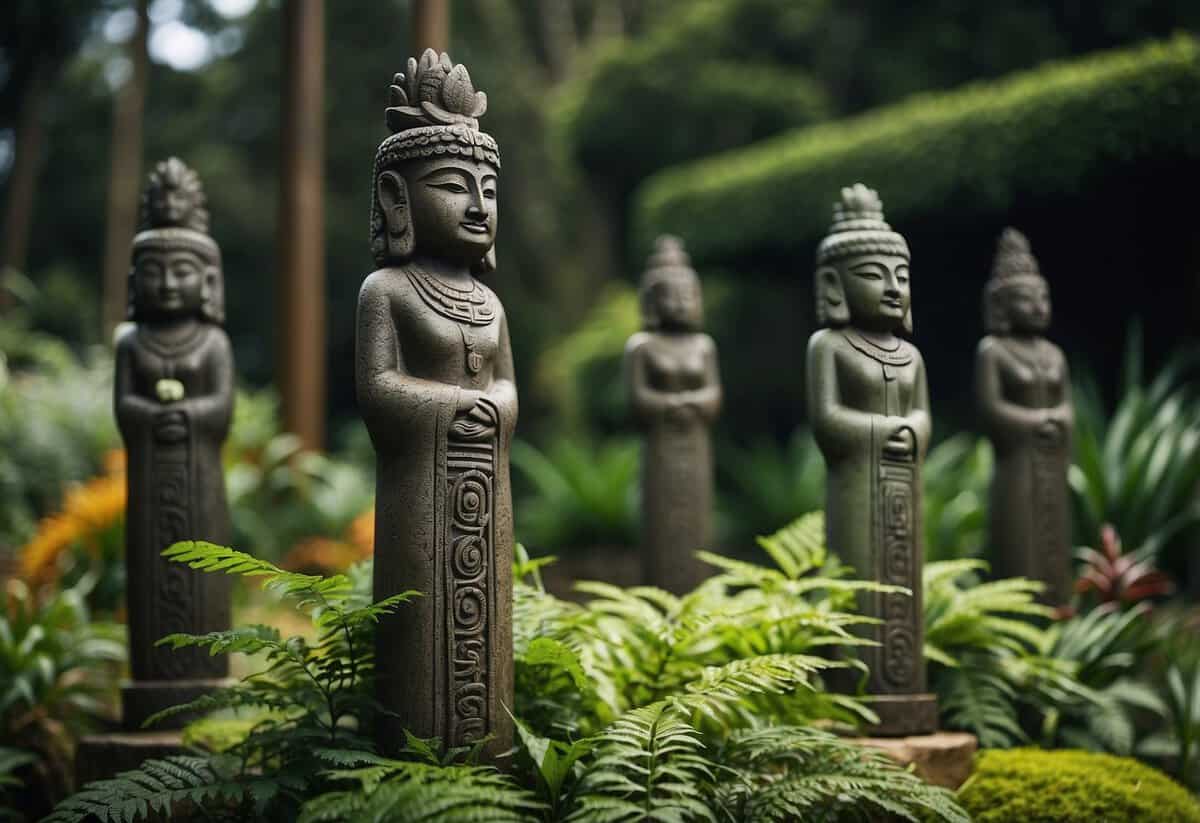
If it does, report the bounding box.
[816,184,909,264]
[989,227,1042,283]
[639,235,702,330]
[131,157,219,264]
[374,49,500,172]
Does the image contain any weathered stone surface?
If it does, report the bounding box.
[115,158,233,730]
[625,236,721,594]
[977,228,1073,605]
[75,731,187,786]
[806,184,936,734]
[850,731,978,789]
[358,50,515,763]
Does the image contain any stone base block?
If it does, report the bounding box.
[861,692,939,737]
[75,731,188,786]
[849,731,978,789]
[122,679,229,731]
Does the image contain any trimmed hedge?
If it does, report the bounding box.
[958,749,1200,823]
[552,0,830,193]
[632,35,1200,266]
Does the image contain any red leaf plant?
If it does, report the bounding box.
[1075,524,1175,610]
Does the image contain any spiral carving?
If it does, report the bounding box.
[453,535,486,580]
[454,586,487,633]
[451,471,491,530]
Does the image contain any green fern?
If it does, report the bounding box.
[711,725,970,823]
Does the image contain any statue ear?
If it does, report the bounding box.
[201,265,225,325]
[815,265,849,326]
[982,283,1009,334]
[376,170,414,260]
[903,307,913,335]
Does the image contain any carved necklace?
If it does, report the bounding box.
[843,330,912,377]
[407,264,496,376]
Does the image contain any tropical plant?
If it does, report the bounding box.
[51,517,970,822]
[511,435,639,554]
[1138,609,1200,791]
[1075,524,1175,610]
[922,434,992,562]
[0,575,124,816]
[717,427,824,546]
[1070,325,1200,582]
[0,746,38,822]
[958,748,1200,822]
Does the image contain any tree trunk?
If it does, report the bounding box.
[1,52,52,294]
[277,0,327,450]
[100,0,150,339]
[411,0,450,53]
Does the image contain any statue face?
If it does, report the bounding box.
[1006,281,1050,333]
[134,248,206,319]
[406,157,497,264]
[152,185,191,225]
[653,275,701,330]
[840,253,910,331]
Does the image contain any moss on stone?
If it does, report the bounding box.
[958,748,1200,823]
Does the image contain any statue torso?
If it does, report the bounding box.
[127,324,225,400]
[829,329,922,417]
[639,333,710,393]
[986,336,1067,410]
[387,266,503,391]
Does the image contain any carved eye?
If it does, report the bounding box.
[432,181,469,194]
[482,186,497,200]
[852,268,883,281]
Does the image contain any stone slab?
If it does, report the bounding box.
[849,730,978,789]
[122,678,229,731]
[75,730,188,786]
[861,692,940,737]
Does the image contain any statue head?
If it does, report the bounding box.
[983,228,1050,335]
[814,184,912,334]
[128,157,223,324]
[370,50,500,273]
[639,236,704,332]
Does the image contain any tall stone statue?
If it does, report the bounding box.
[625,236,722,594]
[976,228,1073,604]
[356,50,516,761]
[114,157,233,730]
[806,184,937,735]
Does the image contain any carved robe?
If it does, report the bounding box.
[114,323,233,724]
[356,265,517,760]
[977,336,1073,604]
[808,328,930,696]
[625,332,721,594]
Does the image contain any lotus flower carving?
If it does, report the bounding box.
[386,48,488,133]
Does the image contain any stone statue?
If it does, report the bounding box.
[114,157,233,730]
[806,184,937,735]
[356,50,516,761]
[977,228,1073,604]
[624,237,722,593]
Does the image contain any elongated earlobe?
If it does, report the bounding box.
[376,170,414,261]
[815,265,850,326]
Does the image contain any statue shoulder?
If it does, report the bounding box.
[976,334,1004,362]
[624,331,653,359]
[113,322,138,354]
[359,266,415,305]
[201,324,233,356]
[806,327,843,356]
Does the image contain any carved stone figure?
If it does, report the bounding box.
[806,184,937,735]
[356,51,516,761]
[977,229,1073,604]
[114,157,233,730]
[625,237,722,593]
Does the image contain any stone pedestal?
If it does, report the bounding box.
[864,693,940,737]
[850,731,978,789]
[122,678,226,731]
[75,731,187,786]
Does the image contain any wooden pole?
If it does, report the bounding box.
[277,0,327,450]
[1,54,52,292]
[411,0,450,53]
[100,0,150,339]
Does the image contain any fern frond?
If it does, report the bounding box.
[939,656,1027,748]
[155,623,282,656]
[674,654,833,727]
[163,541,351,608]
[43,755,269,822]
[754,512,826,579]
[567,702,716,822]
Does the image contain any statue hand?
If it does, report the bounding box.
[1035,418,1064,447]
[884,424,915,459]
[456,388,484,413]
[155,378,185,403]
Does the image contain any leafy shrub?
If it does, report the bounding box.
[958,748,1200,822]
[0,576,124,815]
[717,428,824,546]
[1070,326,1200,582]
[511,435,639,554]
[554,0,830,196]
[633,35,1200,266]
[922,434,991,562]
[50,518,970,822]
